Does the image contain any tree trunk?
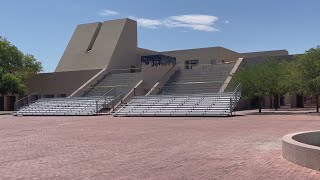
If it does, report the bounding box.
[274,94,279,110]
[316,95,319,113]
[259,97,262,113]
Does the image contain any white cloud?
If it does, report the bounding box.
[130,14,219,32]
[99,10,119,16]
[132,17,162,28]
[169,15,218,25]
[224,20,230,24]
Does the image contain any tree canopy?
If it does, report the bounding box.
[0,36,42,96]
[294,46,320,112]
[233,59,286,112]
[233,46,320,113]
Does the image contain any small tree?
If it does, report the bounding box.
[233,59,286,113]
[295,46,320,112]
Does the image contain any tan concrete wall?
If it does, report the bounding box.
[55,19,137,72]
[241,50,288,58]
[142,64,175,90]
[146,65,177,95]
[218,48,241,63]
[107,19,138,70]
[25,69,100,96]
[160,47,240,68]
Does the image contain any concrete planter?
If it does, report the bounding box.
[282,131,320,170]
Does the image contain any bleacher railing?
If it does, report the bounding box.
[228,83,242,115]
[14,91,40,112]
[178,62,235,70]
[110,67,141,74]
[93,85,145,113]
[94,88,116,114]
[14,90,75,112]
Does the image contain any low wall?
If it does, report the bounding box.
[282,131,320,170]
[146,65,177,95]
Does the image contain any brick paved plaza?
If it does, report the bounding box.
[1,114,320,179]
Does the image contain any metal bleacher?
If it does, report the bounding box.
[114,90,241,117]
[15,71,142,116]
[15,97,113,116]
[114,63,242,117]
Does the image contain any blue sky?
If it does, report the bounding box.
[1,0,320,72]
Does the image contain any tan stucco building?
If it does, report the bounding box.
[1,18,293,111]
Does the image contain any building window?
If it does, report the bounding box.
[57,94,66,98]
[43,94,54,98]
[185,60,199,69]
[211,59,216,64]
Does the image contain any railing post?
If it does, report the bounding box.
[112,99,115,111]
[234,91,237,115]
[104,95,107,108]
[134,88,136,96]
[96,100,98,114]
[230,97,232,116]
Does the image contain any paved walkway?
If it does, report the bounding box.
[1,114,320,179]
[0,111,13,115]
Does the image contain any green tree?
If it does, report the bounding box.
[295,46,320,112]
[17,54,42,81]
[233,59,286,113]
[0,73,25,96]
[0,36,24,74]
[0,36,42,96]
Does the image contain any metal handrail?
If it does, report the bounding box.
[109,91,130,112]
[227,83,242,115]
[95,88,116,113]
[111,67,141,72]
[87,84,130,89]
[162,81,225,86]
[186,62,237,66]
[14,91,40,111]
[15,92,38,105]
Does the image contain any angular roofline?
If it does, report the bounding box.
[241,49,289,54]
[159,46,238,53]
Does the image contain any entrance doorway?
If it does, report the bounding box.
[185,60,199,69]
[6,96,16,111]
[0,96,4,111]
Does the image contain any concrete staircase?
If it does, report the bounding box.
[159,64,233,95]
[84,72,142,97]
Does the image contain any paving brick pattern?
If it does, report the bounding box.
[1,114,320,179]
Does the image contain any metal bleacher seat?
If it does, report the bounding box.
[114,91,241,117]
[15,71,142,116]
[15,96,114,116]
